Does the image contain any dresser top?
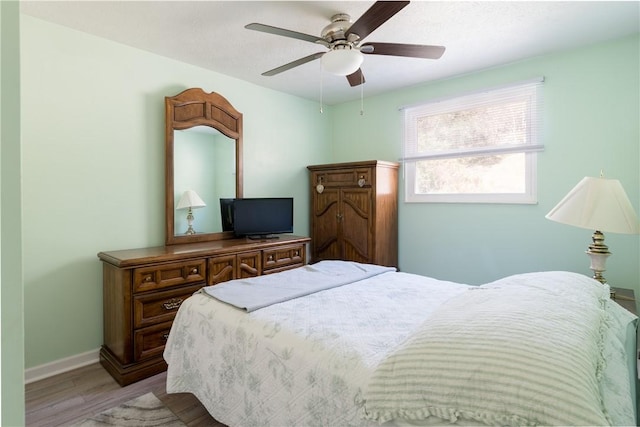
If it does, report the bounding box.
[98,235,310,268]
[307,160,399,171]
[610,287,636,315]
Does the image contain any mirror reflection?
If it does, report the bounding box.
[165,88,243,245]
[173,126,236,235]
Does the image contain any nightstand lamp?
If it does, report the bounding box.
[546,174,639,293]
[176,190,206,235]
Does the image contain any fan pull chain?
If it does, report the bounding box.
[319,64,324,114]
[360,72,364,116]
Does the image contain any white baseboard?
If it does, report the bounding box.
[25,348,100,384]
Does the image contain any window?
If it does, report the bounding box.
[403,78,544,204]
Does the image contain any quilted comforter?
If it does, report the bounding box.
[164,262,637,426]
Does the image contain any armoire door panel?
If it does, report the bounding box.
[341,190,371,261]
[313,189,340,259]
[315,237,341,260]
[341,189,371,219]
[314,189,340,217]
[342,242,369,264]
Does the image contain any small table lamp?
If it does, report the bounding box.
[545,174,639,292]
[176,190,206,235]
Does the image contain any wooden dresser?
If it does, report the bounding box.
[307,160,398,267]
[98,235,309,385]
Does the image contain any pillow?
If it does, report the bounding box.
[362,271,611,426]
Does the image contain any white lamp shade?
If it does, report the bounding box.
[321,48,364,76]
[176,190,206,210]
[546,176,640,234]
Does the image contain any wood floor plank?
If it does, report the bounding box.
[25,363,223,427]
[24,378,78,407]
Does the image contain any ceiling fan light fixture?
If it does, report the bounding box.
[321,48,364,76]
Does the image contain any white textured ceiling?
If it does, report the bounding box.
[20,1,640,105]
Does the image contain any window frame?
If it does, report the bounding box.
[402,78,544,204]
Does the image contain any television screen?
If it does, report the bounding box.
[233,198,293,239]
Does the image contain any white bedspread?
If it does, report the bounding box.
[164,267,637,427]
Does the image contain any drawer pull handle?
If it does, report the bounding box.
[163,298,183,310]
[268,255,274,261]
[294,250,299,256]
[143,275,153,282]
[358,176,366,187]
[190,268,199,275]
[162,333,170,340]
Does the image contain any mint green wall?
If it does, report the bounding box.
[18,13,640,374]
[1,1,25,425]
[20,15,331,368]
[331,34,640,292]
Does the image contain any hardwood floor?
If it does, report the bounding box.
[25,363,225,426]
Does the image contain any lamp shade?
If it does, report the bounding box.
[176,190,206,210]
[546,176,639,234]
[321,48,364,76]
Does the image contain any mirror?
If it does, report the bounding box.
[173,127,236,235]
[165,88,243,245]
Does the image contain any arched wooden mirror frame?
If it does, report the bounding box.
[165,88,243,245]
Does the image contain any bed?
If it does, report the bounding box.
[164,260,638,426]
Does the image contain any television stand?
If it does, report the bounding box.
[247,234,279,240]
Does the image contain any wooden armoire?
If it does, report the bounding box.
[307,160,399,267]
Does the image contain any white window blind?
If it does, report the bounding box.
[402,77,544,204]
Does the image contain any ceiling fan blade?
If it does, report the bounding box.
[262,52,325,76]
[245,23,329,47]
[360,42,445,59]
[346,69,366,87]
[345,1,410,41]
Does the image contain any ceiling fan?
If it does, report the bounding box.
[245,1,445,87]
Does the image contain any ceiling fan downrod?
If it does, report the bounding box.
[321,14,358,43]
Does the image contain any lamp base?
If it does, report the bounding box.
[585,230,611,285]
[585,230,615,297]
[184,209,196,235]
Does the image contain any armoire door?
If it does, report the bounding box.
[312,188,340,260]
[340,188,371,263]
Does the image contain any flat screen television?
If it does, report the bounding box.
[233,197,294,239]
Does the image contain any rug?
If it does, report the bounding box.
[71,392,186,427]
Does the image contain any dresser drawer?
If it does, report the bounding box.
[133,259,206,293]
[263,244,305,273]
[133,283,202,329]
[134,321,173,361]
[208,251,262,285]
[208,254,236,285]
[237,251,261,278]
[313,167,372,188]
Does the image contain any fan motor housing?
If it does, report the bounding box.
[321,13,353,42]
